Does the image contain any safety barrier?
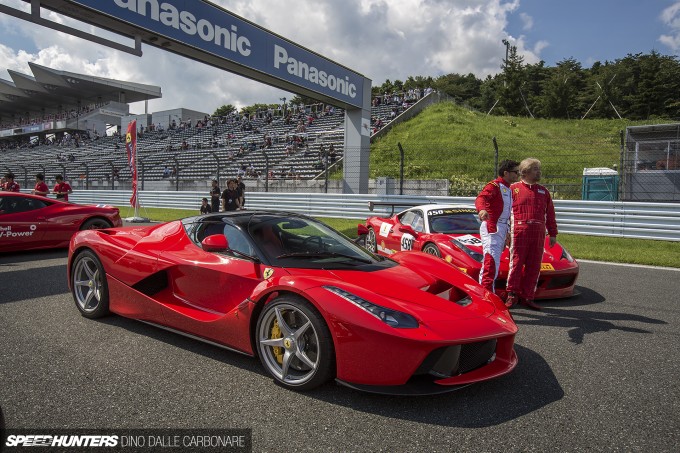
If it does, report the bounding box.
[69,190,680,241]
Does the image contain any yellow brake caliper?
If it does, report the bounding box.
[271,319,284,365]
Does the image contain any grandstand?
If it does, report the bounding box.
[1,64,426,192]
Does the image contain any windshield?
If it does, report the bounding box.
[248,215,386,268]
[427,208,481,234]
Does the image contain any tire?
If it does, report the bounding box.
[256,296,335,390]
[80,218,113,230]
[71,250,110,319]
[365,227,378,253]
[423,243,441,258]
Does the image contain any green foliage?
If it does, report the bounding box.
[239,103,279,115]
[448,174,486,196]
[213,104,236,117]
[374,50,680,120]
[369,102,663,199]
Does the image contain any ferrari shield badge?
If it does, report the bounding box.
[263,268,274,280]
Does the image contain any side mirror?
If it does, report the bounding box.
[398,225,417,237]
[357,224,369,237]
[201,234,229,252]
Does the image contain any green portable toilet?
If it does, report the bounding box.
[582,168,619,201]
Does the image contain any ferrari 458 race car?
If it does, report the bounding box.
[361,203,579,300]
[0,192,122,253]
[68,211,517,394]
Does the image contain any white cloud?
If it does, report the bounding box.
[659,2,680,51]
[519,12,533,31]
[0,0,542,114]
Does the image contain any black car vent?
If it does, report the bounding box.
[132,271,168,296]
[414,339,497,378]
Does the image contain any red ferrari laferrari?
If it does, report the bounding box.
[0,192,122,253]
[68,211,517,394]
[362,203,579,300]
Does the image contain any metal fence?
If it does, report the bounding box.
[70,190,680,241]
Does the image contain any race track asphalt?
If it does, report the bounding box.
[1,249,678,452]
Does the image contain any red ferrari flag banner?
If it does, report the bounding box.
[125,120,137,207]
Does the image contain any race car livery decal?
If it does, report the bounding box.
[455,234,482,246]
[379,222,391,238]
[540,263,555,271]
[376,240,396,254]
[401,233,415,251]
[428,208,476,216]
[0,225,37,239]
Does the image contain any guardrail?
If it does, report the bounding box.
[69,190,680,241]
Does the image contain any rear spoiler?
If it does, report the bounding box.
[367,201,419,216]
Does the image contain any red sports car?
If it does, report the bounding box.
[0,192,122,253]
[362,203,579,300]
[68,211,517,394]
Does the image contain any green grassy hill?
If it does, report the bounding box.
[369,102,665,198]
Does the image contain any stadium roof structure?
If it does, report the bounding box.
[0,62,161,118]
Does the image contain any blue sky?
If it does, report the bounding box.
[507,0,677,67]
[0,0,678,114]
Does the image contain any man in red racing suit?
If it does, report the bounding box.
[506,158,558,310]
[475,159,519,294]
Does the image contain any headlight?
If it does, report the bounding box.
[561,246,574,262]
[451,238,484,262]
[323,286,419,328]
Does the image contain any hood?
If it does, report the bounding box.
[284,257,497,321]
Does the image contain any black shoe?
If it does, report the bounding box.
[520,298,541,311]
[505,292,518,308]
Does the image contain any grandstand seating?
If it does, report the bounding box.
[1,96,417,189]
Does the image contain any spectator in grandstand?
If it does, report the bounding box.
[221,179,241,211]
[1,172,20,192]
[246,163,256,177]
[210,179,221,213]
[32,173,50,196]
[53,175,73,202]
[200,197,211,215]
[163,166,171,178]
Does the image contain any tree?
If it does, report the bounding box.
[499,45,526,116]
[213,104,236,117]
[433,73,482,106]
[538,58,584,119]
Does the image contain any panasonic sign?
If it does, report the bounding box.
[67,0,364,107]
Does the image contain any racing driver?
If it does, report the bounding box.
[475,159,520,297]
[506,158,558,310]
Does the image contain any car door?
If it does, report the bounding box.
[0,195,46,251]
[391,209,425,252]
[156,221,262,350]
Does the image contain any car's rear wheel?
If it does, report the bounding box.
[365,227,377,253]
[423,243,441,258]
[256,296,334,390]
[80,218,113,230]
[71,250,110,319]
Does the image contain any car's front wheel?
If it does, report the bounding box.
[71,250,110,319]
[365,227,377,253]
[256,296,334,390]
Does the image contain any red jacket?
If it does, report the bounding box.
[475,177,510,233]
[2,181,20,192]
[510,180,558,237]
